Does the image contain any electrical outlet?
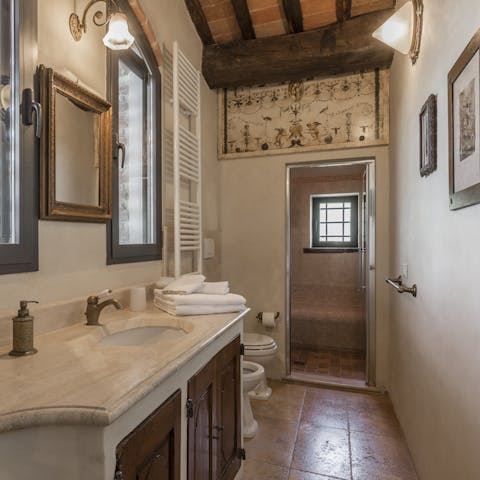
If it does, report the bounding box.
[203,238,215,259]
[402,263,408,279]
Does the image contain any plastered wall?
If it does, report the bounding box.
[0,1,219,320]
[219,146,390,388]
[389,1,480,478]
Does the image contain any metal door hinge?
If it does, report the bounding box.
[240,343,245,356]
[186,398,194,418]
[238,448,246,460]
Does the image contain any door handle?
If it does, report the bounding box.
[21,88,42,138]
[113,133,126,169]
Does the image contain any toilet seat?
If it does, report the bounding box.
[245,344,277,351]
[244,333,276,349]
[244,333,278,358]
[242,361,264,383]
[244,334,277,353]
[244,346,278,358]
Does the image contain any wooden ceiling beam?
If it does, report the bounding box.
[202,9,395,89]
[231,0,256,40]
[336,0,352,22]
[184,0,214,45]
[282,0,303,33]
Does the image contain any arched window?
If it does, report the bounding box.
[107,0,162,264]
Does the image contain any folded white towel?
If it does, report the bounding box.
[197,281,229,295]
[155,277,176,289]
[160,273,206,295]
[154,292,246,306]
[154,298,246,316]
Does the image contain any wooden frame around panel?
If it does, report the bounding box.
[38,65,112,222]
[448,28,480,210]
[419,94,437,177]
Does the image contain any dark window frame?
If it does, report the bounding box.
[0,0,38,275]
[107,0,162,264]
[311,194,359,250]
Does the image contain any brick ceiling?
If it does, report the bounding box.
[191,0,395,45]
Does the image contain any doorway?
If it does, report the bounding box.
[286,160,376,388]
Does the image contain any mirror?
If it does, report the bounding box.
[38,65,112,222]
[55,93,100,206]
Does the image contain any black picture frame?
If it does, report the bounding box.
[448,28,480,210]
[419,94,437,177]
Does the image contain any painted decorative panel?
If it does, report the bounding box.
[218,69,389,159]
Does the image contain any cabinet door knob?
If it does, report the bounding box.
[214,425,224,431]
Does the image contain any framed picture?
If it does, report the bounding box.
[419,94,437,177]
[448,29,480,210]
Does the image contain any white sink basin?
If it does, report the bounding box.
[100,326,187,347]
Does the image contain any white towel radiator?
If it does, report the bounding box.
[172,41,202,277]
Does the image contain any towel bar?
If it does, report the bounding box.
[386,276,417,297]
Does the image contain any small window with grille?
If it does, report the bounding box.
[311,194,359,249]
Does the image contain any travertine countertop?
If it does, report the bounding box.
[0,307,248,433]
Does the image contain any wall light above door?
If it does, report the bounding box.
[69,0,134,50]
[372,0,423,64]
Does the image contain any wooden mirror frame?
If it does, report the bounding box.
[38,64,112,222]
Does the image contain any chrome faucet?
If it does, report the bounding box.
[85,294,123,326]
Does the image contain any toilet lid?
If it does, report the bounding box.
[244,333,277,349]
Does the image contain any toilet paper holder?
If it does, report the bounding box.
[256,312,280,322]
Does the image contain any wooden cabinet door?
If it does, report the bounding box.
[115,390,181,480]
[215,337,241,480]
[187,336,242,480]
[187,355,217,480]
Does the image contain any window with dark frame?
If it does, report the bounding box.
[0,0,38,275]
[107,0,162,264]
[311,195,359,249]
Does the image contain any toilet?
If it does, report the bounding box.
[243,333,278,400]
[242,361,264,438]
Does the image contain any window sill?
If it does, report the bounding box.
[303,248,359,254]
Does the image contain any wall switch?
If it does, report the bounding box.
[402,263,408,278]
[203,238,215,259]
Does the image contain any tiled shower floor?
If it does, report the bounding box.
[243,381,418,480]
[291,346,366,386]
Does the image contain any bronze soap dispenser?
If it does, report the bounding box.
[9,300,39,357]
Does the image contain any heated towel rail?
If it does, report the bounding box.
[172,41,202,277]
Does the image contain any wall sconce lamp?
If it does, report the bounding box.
[69,0,134,50]
[372,0,423,64]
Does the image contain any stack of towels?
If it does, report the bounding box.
[154,274,247,316]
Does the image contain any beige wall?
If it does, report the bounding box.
[389,1,480,478]
[0,1,219,322]
[219,146,390,387]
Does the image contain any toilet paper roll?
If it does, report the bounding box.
[130,287,146,312]
[261,312,277,328]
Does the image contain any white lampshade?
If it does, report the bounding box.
[103,12,134,50]
[372,1,414,55]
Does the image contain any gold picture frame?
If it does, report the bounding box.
[38,65,112,222]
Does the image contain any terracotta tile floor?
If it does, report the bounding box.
[243,381,418,480]
[291,346,366,384]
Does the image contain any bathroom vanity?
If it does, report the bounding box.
[0,306,247,480]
